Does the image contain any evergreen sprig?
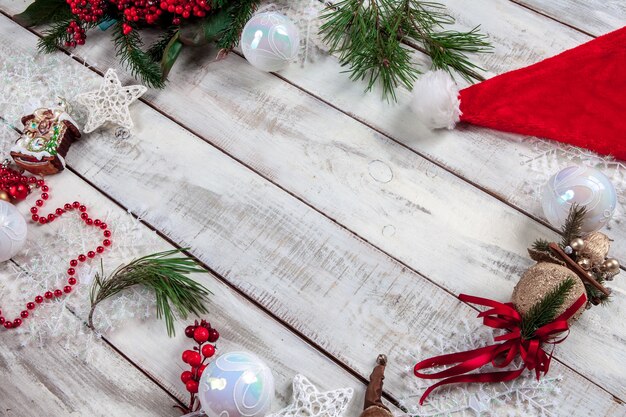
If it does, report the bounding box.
[319,0,491,101]
[215,0,259,50]
[560,204,587,248]
[89,249,211,337]
[531,238,550,252]
[147,27,180,63]
[112,21,166,88]
[520,277,574,340]
[37,19,74,53]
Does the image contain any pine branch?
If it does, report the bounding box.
[112,22,165,88]
[531,238,551,252]
[560,204,587,247]
[37,19,73,53]
[89,250,211,336]
[215,0,260,50]
[520,278,574,340]
[320,0,491,101]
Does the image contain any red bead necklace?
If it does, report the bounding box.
[0,166,112,330]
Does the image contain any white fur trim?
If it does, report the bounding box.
[410,70,461,130]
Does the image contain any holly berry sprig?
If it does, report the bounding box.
[177,319,219,413]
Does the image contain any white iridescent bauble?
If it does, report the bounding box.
[240,12,300,72]
[542,166,617,233]
[197,351,274,417]
[0,200,27,262]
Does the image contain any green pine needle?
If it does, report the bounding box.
[520,277,574,340]
[112,22,165,88]
[531,238,551,252]
[560,204,587,248]
[37,19,73,53]
[89,249,211,337]
[147,27,179,63]
[320,0,491,101]
[215,0,259,50]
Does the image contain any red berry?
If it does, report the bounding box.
[187,351,202,367]
[184,325,196,338]
[180,370,193,383]
[197,364,207,378]
[201,344,215,358]
[208,328,219,342]
[185,380,199,393]
[193,326,209,343]
[182,349,194,363]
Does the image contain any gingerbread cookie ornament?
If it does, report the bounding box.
[11,107,81,175]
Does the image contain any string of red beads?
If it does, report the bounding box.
[0,167,112,330]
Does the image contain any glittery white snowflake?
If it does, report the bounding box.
[398,318,562,417]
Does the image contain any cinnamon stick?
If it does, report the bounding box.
[548,242,609,296]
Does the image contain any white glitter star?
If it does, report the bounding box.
[268,374,353,417]
[76,68,146,133]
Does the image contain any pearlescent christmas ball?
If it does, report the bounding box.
[542,166,616,233]
[0,201,27,262]
[197,351,274,417]
[240,12,299,72]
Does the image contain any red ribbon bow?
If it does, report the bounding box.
[414,293,587,405]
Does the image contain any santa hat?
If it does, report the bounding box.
[411,26,626,161]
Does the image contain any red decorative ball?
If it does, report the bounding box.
[20,310,29,318]
[54,289,63,297]
[78,254,87,262]
[31,214,39,222]
[35,296,44,303]
[103,239,111,247]
[180,370,193,383]
[56,208,64,216]
[72,201,80,208]
[187,351,202,367]
[26,302,35,310]
[13,318,22,327]
[30,207,38,214]
[67,268,76,275]
[208,328,220,343]
[184,325,196,338]
[64,203,73,210]
[44,291,54,299]
[4,321,13,329]
[79,205,87,212]
[104,230,112,238]
[96,246,105,253]
[185,380,199,394]
[87,251,96,258]
[70,259,78,267]
[68,277,77,285]
[64,286,72,293]
[193,326,209,343]
[201,343,215,358]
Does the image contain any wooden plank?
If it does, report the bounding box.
[3,163,377,417]
[0,269,176,417]
[510,0,626,36]
[1,6,624,414]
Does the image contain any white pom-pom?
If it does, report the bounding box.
[410,70,461,130]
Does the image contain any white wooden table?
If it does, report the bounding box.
[0,1,625,416]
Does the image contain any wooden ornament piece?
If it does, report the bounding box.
[512,262,586,319]
[11,107,81,175]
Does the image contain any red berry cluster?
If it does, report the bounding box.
[65,21,87,47]
[180,320,219,406]
[0,166,112,330]
[112,0,164,26]
[159,0,211,24]
[66,0,106,22]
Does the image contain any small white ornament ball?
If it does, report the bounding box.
[542,166,617,233]
[197,351,274,417]
[0,200,27,262]
[240,12,300,72]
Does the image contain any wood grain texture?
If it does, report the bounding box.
[511,0,626,36]
[0,16,623,415]
[0,265,176,417]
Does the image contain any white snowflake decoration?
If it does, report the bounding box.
[268,374,354,417]
[76,68,146,133]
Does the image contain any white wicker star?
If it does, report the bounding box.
[76,68,147,133]
[268,374,354,417]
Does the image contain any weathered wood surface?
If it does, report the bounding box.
[511,0,626,36]
[0,0,625,415]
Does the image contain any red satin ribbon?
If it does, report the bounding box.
[414,293,587,405]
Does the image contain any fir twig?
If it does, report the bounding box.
[531,238,550,252]
[520,277,574,340]
[89,250,211,336]
[319,0,491,101]
[112,22,165,88]
[37,19,73,53]
[560,204,587,248]
[215,0,260,50]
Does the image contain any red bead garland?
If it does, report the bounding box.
[0,167,113,330]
